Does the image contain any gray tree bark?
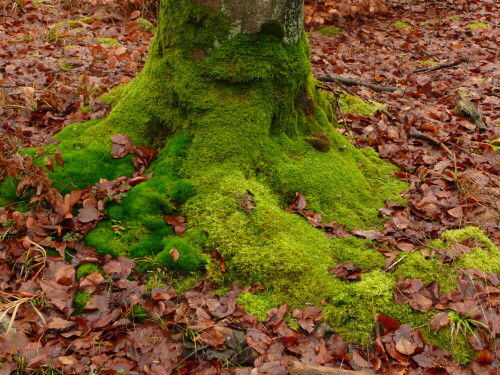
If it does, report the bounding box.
[194,0,304,44]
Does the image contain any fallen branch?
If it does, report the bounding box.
[414,57,469,74]
[409,128,454,157]
[318,74,402,93]
[287,361,375,375]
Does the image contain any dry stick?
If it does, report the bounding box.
[172,345,209,371]
[287,361,375,375]
[332,93,359,148]
[318,74,403,93]
[414,57,469,74]
[320,80,396,121]
[409,128,454,158]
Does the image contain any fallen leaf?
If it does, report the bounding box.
[170,248,179,261]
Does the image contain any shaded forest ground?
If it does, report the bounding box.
[0,0,499,374]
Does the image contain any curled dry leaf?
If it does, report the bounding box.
[169,248,180,261]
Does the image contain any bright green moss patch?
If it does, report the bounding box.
[430,226,500,273]
[237,291,281,321]
[73,291,91,315]
[315,26,342,36]
[97,38,122,46]
[130,305,150,323]
[155,237,207,273]
[50,16,98,29]
[394,21,413,29]
[466,22,489,29]
[76,264,105,280]
[338,94,383,117]
[0,177,19,209]
[419,60,438,67]
[137,18,155,32]
[490,138,500,151]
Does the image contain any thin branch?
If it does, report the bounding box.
[318,74,403,93]
[414,57,469,74]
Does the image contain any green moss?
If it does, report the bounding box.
[137,18,155,32]
[490,138,500,151]
[130,305,150,323]
[237,291,281,321]
[315,26,342,36]
[466,22,488,29]
[10,0,412,357]
[76,264,106,280]
[58,62,76,70]
[73,291,91,315]
[324,270,396,343]
[338,94,383,117]
[155,237,207,273]
[170,274,201,294]
[51,16,98,29]
[97,38,122,46]
[419,60,438,67]
[0,177,19,209]
[330,236,385,269]
[394,21,413,29]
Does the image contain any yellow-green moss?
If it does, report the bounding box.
[237,291,281,321]
[338,94,384,117]
[130,305,150,323]
[97,38,122,46]
[321,227,497,362]
[315,26,342,36]
[419,60,438,67]
[137,18,155,32]
[51,16,98,29]
[394,21,413,29]
[73,291,91,315]
[466,22,488,30]
[76,264,105,280]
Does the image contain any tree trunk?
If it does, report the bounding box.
[43,0,404,333]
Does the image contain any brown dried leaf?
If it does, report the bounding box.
[47,317,76,330]
[77,206,101,223]
[430,312,449,330]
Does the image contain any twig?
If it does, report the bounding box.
[172,344,209,371]
[287,360,375,375]
[409,128,454,157]
[332,93,359,148]
[318,74,403,93]
[385,253,409,271]
[414,57,469,74]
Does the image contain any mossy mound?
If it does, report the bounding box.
[76,264,106,280]
[137,18,155,32]
[73,291,91,315]
[0,1,406,339]
[315,26,342,36]
[338,94,385,117]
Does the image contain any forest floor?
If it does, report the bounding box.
[0,0,499,374]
